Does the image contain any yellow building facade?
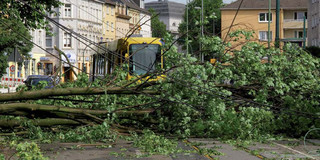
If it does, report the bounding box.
[128,8,141,35]
[115,3,131,39]
[103,1,116,42]
[221,0,307,49]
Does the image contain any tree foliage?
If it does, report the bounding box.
[158,32,320,138]
[1,31,320,155]
[0,0,61,29]
[0,18,33,77]
[148,8,167,38]
[178,0,223,58]
[0,0,61,77]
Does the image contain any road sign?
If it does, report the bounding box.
[9,65,15,72]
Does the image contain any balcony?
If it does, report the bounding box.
[283,19,307,29]
[115,13,131,20]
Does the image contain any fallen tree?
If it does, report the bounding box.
[1,33,320,140]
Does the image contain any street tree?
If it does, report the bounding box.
[149,8,167,38]
[0,0,61,77]
[0,0,61,29]
[0,18,33,78]
[178,0,223,58]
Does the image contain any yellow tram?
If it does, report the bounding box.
[92,37,165,81]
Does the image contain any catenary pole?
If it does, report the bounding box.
[275,0,280,48]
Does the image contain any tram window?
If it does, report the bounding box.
[129,44,161,75]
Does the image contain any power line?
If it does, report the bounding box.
[14,0,320,120]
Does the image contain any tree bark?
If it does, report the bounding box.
[0,87,158,102]
[0,118,80,128]
[0,103,155,116]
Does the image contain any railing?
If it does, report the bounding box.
[283,19,305,22]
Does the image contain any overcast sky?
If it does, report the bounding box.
[144,0,235,4]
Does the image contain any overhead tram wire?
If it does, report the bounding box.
[17,0,199,77]
[15,1,320,119]
[62,0,161,59]
[65,0,320,119]
[222,0,244,43]
[0,20,207,113]
[0,18,207,113]
[12,1,236,111]
[66,0,167,63]
[15,0,154,71]
[5,18,319,120]
[16,0,170,86]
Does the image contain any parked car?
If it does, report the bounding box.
[24,75,59,89]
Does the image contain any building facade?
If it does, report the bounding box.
[145,0,185,36]
[221,0,308,49]
[4,29,46,87]
[48,0,104,82]
[140,10,152,37]
[308,0,319,46]
[113,0,131,39]
[2,0,152,87]
[103,0,117,42]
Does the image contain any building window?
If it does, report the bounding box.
[111,7,113,15]
[45,63,53,75]
[46,28,53,48]
[63,32,72,48]
[259,13,272,22]
[111,22,114,32]
[38,30,42,46]
[295,31,306,38]
[107,21,109,31]
[65,4,72,18]
[259,31,272,41]
[294,12,307,20]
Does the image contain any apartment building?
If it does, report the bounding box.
[308,0,320,46]
[103,0,117,42]
[47,0,104,82]
[221,0,308,49]
[5,29,46,82]
[145,0,185,36]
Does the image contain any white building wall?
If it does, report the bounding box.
[48,0,103,76]
[308,0,320,46]
[168,16,182,34]
[140,12,152,37]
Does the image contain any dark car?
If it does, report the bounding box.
[24,75,59,89]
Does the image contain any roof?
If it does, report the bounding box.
[145,0,185,18]
[221,0,308,10]
[104,0,116,6]
[108,0,150,14]
[145,0,185,8]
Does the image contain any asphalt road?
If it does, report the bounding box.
[1,138,319,160]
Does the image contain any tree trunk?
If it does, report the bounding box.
[0,87,158,102]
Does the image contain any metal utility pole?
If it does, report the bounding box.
[268,0,271,63]
[201,0,204,62]
[13,47,16,87]
[186,0,189,55]
[195,6,201,61]
[268,0,271,49]
[213,12,216,36]
[275,0,280,48]
[303,15,306,49]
